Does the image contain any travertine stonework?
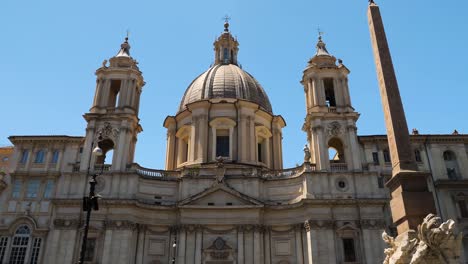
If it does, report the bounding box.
[382,214,462,264]
[0,20,467,264]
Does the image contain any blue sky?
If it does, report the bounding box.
[1,0,467,169]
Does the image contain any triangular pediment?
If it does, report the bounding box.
[178,184,263,207]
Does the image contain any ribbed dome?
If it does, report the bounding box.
[179,64,273,113]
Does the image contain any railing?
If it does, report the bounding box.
[94,164,112,172]
[261,163,316,178]
[328,107,337,113]
[330,163,347,172]
[134,165,179,178]
[72,164,111,172]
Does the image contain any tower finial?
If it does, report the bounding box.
[116,32,131,57]
[223,15,231,32]
[317,27,325,40]
[369,0,376,5]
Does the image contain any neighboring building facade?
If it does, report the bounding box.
[0,146,14,194]
[0,22,467,264]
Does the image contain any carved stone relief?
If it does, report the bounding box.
[96,122,119,141]
[327,121,342,137]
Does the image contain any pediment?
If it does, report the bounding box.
[178,184,263,207]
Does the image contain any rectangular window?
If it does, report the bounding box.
[29,237,42,264]
[378,176,385,188]
[372,152,379,164]
[447,168,458,180]
[383,150,391,163]
[414,150,422,162]
[51,150,59,163]
[9,235,29,263]
[216,130,230,158]
[258,143,263,163]
[458,200,468,218]
[0,237,9,263]
[12,180,22,198]
[34,150,45,164]
[26,180,40,198]
[342,238,357,262]
[43,180,55,198]
[84,238,96,262]
[20,150,29,164]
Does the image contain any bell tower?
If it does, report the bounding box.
[301,36,362,171]
[80,37,145,172]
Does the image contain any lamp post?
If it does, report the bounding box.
[77,136,103,264]
[172,236,177,264]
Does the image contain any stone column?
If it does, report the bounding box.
[311,126,328,171]
[80,126,95,171]
[194,228,203,264]
[211,126,217,161]
[239,115,248,163]
[135,225,146,264]
[295,224,304,264]
[117,80,128,108]
[333,78,342,107]
[347,125,362,171]
[114,126,129,171]
[190,117,198,162]
[310,78,319,107]
[177,227,187,264]
[99,79,111,107]
[229,127,234,159]
[253,226,263,263]
[264,227,271,264]
[249,116,256,161]
[199,115,208,162]
[304,221,313,264]
[368,1,436,233]
[237,226,245,264]
[165,126,176,170]
[265,137,271,168]
[92,79,103,109]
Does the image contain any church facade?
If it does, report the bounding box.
[0,21,467,264]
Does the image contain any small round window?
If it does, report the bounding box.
[335,178,349,191]
[338,181,346,189]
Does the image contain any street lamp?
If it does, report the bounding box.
[172,237,177,264]
[77,136,103,264]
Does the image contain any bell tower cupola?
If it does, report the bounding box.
[213,21,239,65]
[301,35,362,172]
[81,37,145,172]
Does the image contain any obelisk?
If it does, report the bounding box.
[367,1,437,234]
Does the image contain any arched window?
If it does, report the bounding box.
[1,225,43,264]
[176,125,191,166]
[223,48,229,64]
[8,225,31,263]
[324,78,336,107]
[443,150,460,180]
[328,138,345,163]
[108,80,121,108]
[96,139,115,165]
[34,150,45,164]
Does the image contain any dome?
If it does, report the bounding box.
[179,64,273,113]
